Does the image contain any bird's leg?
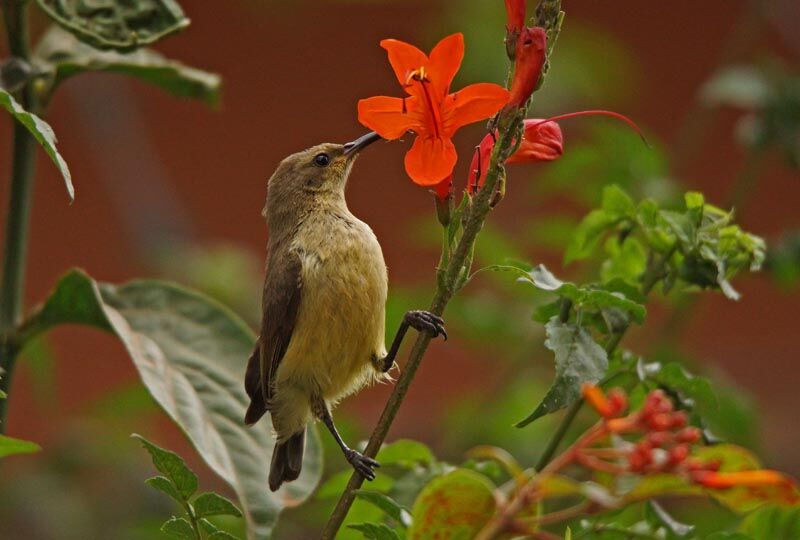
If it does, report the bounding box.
[311,395,379,481]
[376,310,447,373]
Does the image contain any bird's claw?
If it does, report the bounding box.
[345,449,380,481]
[405,310,448,341]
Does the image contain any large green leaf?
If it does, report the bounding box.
[516,318,608,427]
[35,0,189,52]
[35,26,221,106]
[23,269,322,539]
[0,88,73,201]
[407,469,496,540]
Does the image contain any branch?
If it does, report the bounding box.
[0,0,39,430]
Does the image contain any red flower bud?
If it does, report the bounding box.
[669,411,688,429]
[506,26,547,110]
[646,431,672,448]
[647,413,674,432]
[675,427,702,444]
[505,0,526,32]
[667,444,690,467]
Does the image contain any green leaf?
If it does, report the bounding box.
[685,191,705,210]
[0,434,41,458]
[134,435,198,500]
[739,505,800,540]
[25,269,322,539]
[354,490,412,528]
[0,88,73,201]
[317,470,393,500]
[207,532,240,540]
[376,439,436,469]
[146,475,184,503]
[564,209,616,264]
[646,500,695,537]
[408,469,496,540]
[161,517,197,539]
[193,492,242,519]
[35,26,221,106]
[35,0,190,52]
[602,184,637,219]
[516,318,608,427]
[348,523,402,540]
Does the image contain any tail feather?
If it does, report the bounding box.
[269,429,305,491]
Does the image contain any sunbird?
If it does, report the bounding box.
[244,132,447,491]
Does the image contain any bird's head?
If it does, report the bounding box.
[264,132,381,224]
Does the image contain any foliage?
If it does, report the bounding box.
[135,434,242,540]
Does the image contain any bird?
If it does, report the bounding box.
[244,131,447,492]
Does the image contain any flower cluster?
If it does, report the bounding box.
[581,384,798,498]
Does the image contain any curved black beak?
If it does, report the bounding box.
[343,131,382,156]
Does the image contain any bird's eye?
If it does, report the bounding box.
[313,153,331,167]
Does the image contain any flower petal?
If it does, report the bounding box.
[427,33,464,99]
[380,39,429,93]
[358,96,420,140]
[404,136,457,186]
[443,83,510,136]
[507,119,563,163]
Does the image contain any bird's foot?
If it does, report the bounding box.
[345,449,380,481]
[405,310,447,341]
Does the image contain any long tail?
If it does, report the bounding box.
[269,429,305,491]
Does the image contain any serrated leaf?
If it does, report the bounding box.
[517,318,608,427]
[354,490,412,528]
[408,469,496,540]
[23,269,323,539]
[35,0,190,52]
[193,492,242,519]
[146,475,184,503]
[134,435,198,500]
[348,523,402,540]
[161,517,196,539]
[0,88,73,201]
[0,434,41,458]
[35,26,221,106]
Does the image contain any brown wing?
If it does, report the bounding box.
[244,250,302,425]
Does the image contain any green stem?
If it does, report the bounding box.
[320,113,523,540]
[0,0,38,432]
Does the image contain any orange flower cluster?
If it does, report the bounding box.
[581,384,798,496]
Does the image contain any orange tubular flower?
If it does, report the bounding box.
[468,119,563,194]
[692,470,796,490]
[505,0,526,32]
[358,33,511,186]
[506,26,547,110]
[581,383,617,419]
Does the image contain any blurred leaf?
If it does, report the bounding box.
[739,505,800,540]
[408,469,496,540]
[207,532,240,540]
[517,318,608,427]
[564,209,617,263]
[24,269,322,539]
[35,0,190,52]
[317,471,393,500]
[0,434,41,458]
[645,500,695,537]
[705,534,753,540]
[637,360,717,414]
[35,26,221,106]
[701,66,770,108]
[348,523,402,540]
[193,492,242,519]
[376,440,436,469]
[601,237,647,286]
[134,435,198,500]
[146,475,184,503]
[354,490,411,528]
[161,516,197,539]
[0,88,73,201]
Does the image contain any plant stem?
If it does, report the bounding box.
[533,247,673,470]
[0,0,38,431]
[320,113,523,540]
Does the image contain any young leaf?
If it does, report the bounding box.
[161,516,197,540]
[348,523,402,540]
[0,434,41,458]
[134,434,198,500]
[602,184,637,219]
[146,475,184,503]
[35,0,190,52]
[0,89,73,201]
[23,269,323,539]
[516,318,608,427]
[407,469,496,540]
[564,209,616,263]
[193,492,242,519]
[35,26,221,106]
[354,490,412,528]
[376,439,436,469]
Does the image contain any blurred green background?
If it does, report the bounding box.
[0,0,798,538]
